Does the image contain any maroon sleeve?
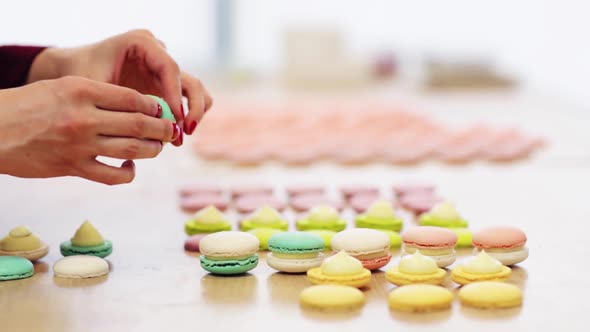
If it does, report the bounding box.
[0,46,47,89]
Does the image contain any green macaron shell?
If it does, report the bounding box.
[295,218,347,232]
[304,230,337,250]
[241,219,289,232]
[451,228,473,248]
[379,230,403,248]
[0,256,34,281]
[185,221,232,235]
[60,240,113,258]
[268,232,325,254]
[200,255,259,275]
[148,95,176,122]
[247,229,285,250]
[420,214,469,228]
[355,215,404,232]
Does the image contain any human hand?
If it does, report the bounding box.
[27,29,212,145]
[0,76,181,185]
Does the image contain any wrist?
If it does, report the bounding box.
[27,47,70,83]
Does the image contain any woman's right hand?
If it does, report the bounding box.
[0,76,180,185]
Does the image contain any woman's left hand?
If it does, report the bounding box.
[27,29,212,146]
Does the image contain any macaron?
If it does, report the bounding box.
[240,206,289,231]
[452,228,473,248]
[451,251,511,285]
[0,226,49,261]
[392,183,435,198]
[380,230,403,248]
[399,193,443,215]
[148,95,176,122]
[60,221,113,258]
[53,255,110,279]
[231,186,273,199]
[184,205,232,235]
[291,194,344,213]
[331,228,392,271]
[402,226,458,268]
[304,230,337,250]
[459,281,523,309]
[355,199,404,232]
[472,226,528,265]
[267,232,325,273]
[296,205,347,232]
[340,185,380,202]
[419,201,469,228]
[307,251,371,288]
[349,194,384,214]
[388,284,454,312]
[199,231,259,275]
[300,285,366,311]
[0,256,34,281]
[386,251,446,286]
[286,186,325,198]
[184,234,208,252]
[180,194,229,213]
[235,195,286,214]
[247,228,284,250]
[179,184,223,198]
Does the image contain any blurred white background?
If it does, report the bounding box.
[1,0,588,107]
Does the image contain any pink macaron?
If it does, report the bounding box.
[402,226,458,268]
[399,193,443,216]
[285,186,325,199]
[234,194,286,214]
[472,226,529,265]
[392,183,435,198]
[184,234,208,252]
[180,194,230,213]
[179,185,224,198]
[290,194,344,213]
[340,186,380,202]
[231,186,274,200]
[349,194,384,214]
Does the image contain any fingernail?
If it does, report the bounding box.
[188,120,197,135]
[178,131,184,145]
[156,103,162,118]
[122,160,135,170]
[171,123,180,140]
[180,103,186,120]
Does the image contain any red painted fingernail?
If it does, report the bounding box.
[122,160,135,170]
[171,123,180,140]
[188,120,197,135]
[178,131,184,145]
[180,103,186,120]
[156,104,162,118]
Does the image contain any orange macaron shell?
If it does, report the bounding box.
[358,252,392,271]
[402,226,458,248]
[472,226,527,249]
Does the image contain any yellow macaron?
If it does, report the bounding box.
[307,251,371,288]
[300,285,366,311]
[451,250,511,285]
[388,284,454,312]
[459,281,523,308]
[386,251,446,286]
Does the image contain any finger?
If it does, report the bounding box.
[80,159,136,186]
[95,136,163,160]
[94,111,180,142]
[181,72,207,135]
[84,80,160,117]
[157,39,167,49]
[203,86,213,112]
[138,39,184,125]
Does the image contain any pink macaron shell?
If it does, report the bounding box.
[179,185,224,198]
[340,186,380,201]
[286,186,326,198]
[231,186,274,199]
[184,234,208,252]
[349,194,384,213]
[359,252,393,271]
[234,194,286,214]
[290,194,344,212]
[180,194,229,213]
[472,226,527,249]
[392,183,436,198]
[402,226,458,249]
[399,193,443,215]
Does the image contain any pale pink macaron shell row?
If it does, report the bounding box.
[472,226,527,249]
[402,226,458,249]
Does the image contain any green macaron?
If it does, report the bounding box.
[268,232,326,255]
[199,231,260,275]
[379,230,403,248]
[200,255,259,275]
[296,206,347,232]
[304,230,337,250]
[451,228,473,248]
[0,256,34,281]
[247,228,285,250]
[148,95,176,122]
[60,240,113,258]
[355,199,404,232]
[419,201,469,228]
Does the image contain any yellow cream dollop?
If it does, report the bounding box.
[321,251,364,276]
[399,251,439,275]
[365,199,398,219]
[1,226,43,251]
[429,201,461,220]
[71,221,105,247]
[309,205,340,223]
[463,250,503,274]
[249,206,282,224]
[194,205,226,224]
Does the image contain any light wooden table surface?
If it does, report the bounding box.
[1,88,589,332]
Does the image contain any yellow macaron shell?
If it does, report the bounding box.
[451,251,511,285]
[194,206,226,224]
[388,284,454,312]
[1,226,43,251]
[300,285,366,311]
[307,251,371,288]
[71,221,105,247]
[365,199,398,219]
[309,205,340,223]
[459,281,523,308]
[430,201,461,220]
[385,251,447,286]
